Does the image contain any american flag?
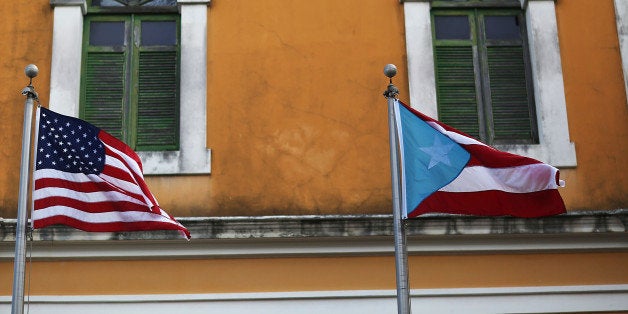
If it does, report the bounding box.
[394,100,566,218]
[32,107,190,239]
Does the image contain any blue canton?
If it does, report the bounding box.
[36,107,106,174]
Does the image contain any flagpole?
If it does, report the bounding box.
[383,64,411,314]
[12,64,39,314]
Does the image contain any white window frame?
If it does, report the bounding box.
[49,0,211,175]
[403,0,577,167]
[615,0,628,105]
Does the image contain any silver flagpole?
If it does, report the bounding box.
[12,64,39,314]
[383,64,411,314]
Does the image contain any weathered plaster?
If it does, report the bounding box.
[48,0,211,175]
[403,0,577,167]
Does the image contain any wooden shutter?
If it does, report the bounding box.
[83,51,126,140]
[486,45,536,143]
[136,50,179,150]
[434,45,481,139]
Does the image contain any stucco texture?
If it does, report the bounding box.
[555,0,628,210]
[146,0,409,216]
[0,1,52,218]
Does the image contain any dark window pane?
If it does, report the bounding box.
[485,16,521,40]
[434,16,470,40]
[90,22,125,46]
[141,21,177,46]
[143,0,177,6]
[92,0,123,7]
[93,0,176,6]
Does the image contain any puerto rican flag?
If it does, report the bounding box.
[32,107,190,239]
[394,100,566,218]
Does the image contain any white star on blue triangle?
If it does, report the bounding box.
[420,135,455,169]
[394,101,471,217]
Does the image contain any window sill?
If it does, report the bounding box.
[139,149,211,175]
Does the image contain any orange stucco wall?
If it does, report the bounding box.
[1,252,627,295]
[156,0,408,216]
[0,1,52,218]
[0,0,627,218]
[555,0,628,210]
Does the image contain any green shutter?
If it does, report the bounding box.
[486,45,536,143]
[136,50,179,150]
[434,45,481,139]
[83,51,126,140]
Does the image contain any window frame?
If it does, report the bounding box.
[403,0,577,167]
[614,0,628,104]
[431,8,539,145]
[49,0,212,174]
[80,14,181,151]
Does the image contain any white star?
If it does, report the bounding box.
[419,135,455,169]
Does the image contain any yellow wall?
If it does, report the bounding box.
[556,0,628,210]
[1,252,627,295]
[0,1,52,217]
[0,0,627,218]
[163,0,408,216]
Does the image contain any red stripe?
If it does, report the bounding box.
[101,141,159,212]
[99,131,143,169]
[463,144,544,168]
[399,101,545,168]
[35,177,148,205]
[34,196,150,213]
[409,189,566,218]
[36,177,116,193]
[102,164,136,184]
[33,215,190,238]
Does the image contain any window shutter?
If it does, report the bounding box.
[136,50,179,150]
[486,45,536,143]
[83,51,126,141]
[434,45,481,139]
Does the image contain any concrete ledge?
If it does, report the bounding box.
[0,211,626,259]
[1,210,626,242]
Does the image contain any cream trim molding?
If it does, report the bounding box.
[1,285,627,314]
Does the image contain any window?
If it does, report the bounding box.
[49,0,212,174]
[403,0,577,167]
[81,0,180,151]
[82,15,180,151]
[432,9,537,145]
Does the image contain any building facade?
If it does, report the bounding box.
[1,0,627,313]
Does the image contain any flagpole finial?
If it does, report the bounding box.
[22,64,39,102]
[383,64,399,99]
[384,64,397,79]
[24,64,38,86]
[25,64,38,79]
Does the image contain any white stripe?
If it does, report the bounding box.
[34,169,147,206]
[33,186,148,206]
[103,142,144,177]
[32,206,182,226]
[426,120,488,147]
[103,143,155,207]
[102,154,146,194]
[99,169,146,197]
[34,168,101,183]
[441,164,559,193]
[35,163,143,198]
